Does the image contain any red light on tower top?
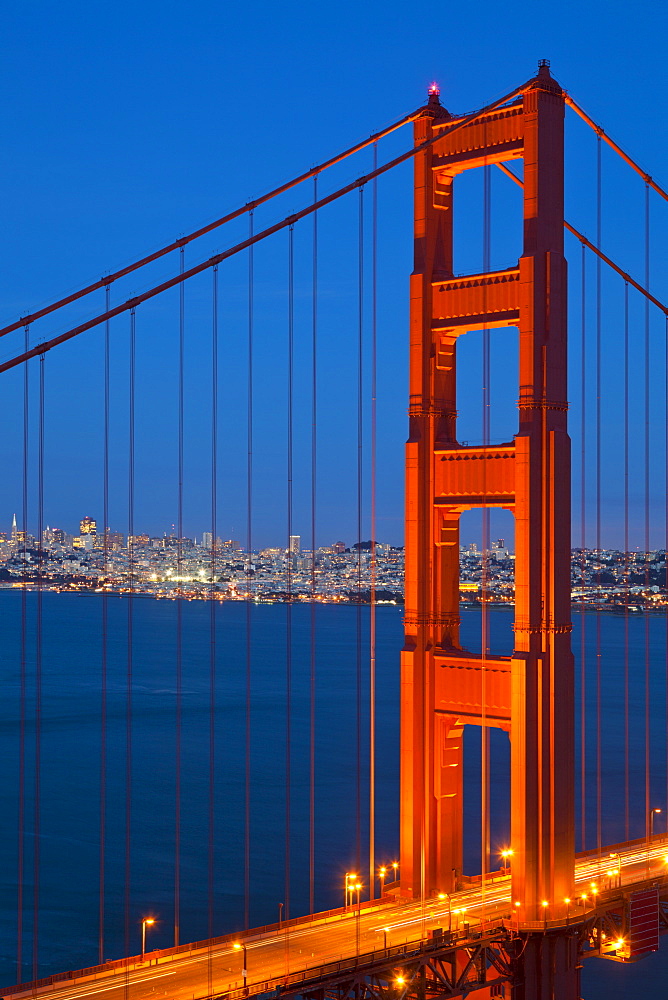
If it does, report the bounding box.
[428,82,440,97]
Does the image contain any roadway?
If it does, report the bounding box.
[7,838,668,1000]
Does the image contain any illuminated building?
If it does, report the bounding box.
[289,535,300,555]
[80,516,97,537]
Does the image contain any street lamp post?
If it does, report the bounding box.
[344,873,357,910]
[541,901,548,930]
[234,942,248,990]
[391,861,399,883]
[378,866,387,897]
[278,902,283,928]
[564,898,571,925]
[141,918,155,962]
[650,807,662,841]
[500,849,513,875]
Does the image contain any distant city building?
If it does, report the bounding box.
[73,535,94,551]
[289,535,301,555]
[11,513,18,544]
[201,532,213,549]
[332,541,346,554]
[80,516,97,537]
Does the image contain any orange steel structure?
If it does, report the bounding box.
[401,58,575,956]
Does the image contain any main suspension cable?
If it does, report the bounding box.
[1,81,534,376]
[565,95,668,204]
[1,108,425,339]
[495,163,668,316]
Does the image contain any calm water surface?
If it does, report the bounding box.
[0,592,666,999]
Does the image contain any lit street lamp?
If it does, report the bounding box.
[500,849,513,875]
[378,866,387,897]
[234,942,248,989]
[141,918,155,962]
[344,872,357,909]
[650,807,662,840]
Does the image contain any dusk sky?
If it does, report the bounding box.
[0,1,666,548]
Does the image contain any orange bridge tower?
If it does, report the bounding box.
[400,59,575,939]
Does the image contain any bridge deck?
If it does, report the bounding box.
[5,837,668,1000]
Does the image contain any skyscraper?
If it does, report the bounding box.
[80,516,97,537]
[289,535,300,555]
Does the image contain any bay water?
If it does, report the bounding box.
[0,591,665,998]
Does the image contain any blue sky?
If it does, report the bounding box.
[0,1,666,547]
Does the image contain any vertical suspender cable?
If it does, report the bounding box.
[286,224,295,921]
[309,179,317,915]
[595,136,602,858]
[665,314,668,823]
[369,144,377,899]
[33,355,44,978]
[209,265,218,942]
[17,324,29,981]
[125,306,136,958]
[175,247,185,947]
[356,186,364,877]
[481,161,491,887]
[644,183,651,842]
[245,213,254,930]
[624,282,630,842]
[580,245,587,851]
[100,286,110,962]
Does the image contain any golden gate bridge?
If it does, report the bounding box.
[1,61,668,1000]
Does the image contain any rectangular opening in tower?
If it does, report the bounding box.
[455,326,519,447]
[452,165,523,278]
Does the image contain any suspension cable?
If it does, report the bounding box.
[99,285,110,963]
[209,264,218,942]
[309,178,317,915]
[496,163,668,316]
[33,354,45,979]
[17,323,29,982]
[369,144,377,900]
[286,223,295,923]
[480,158,491,895]
[565,95,668,204]
[356,185,364,878]
[580,245,587,851]
[125,306,136,959]
[0,81,534,375]
[174,248,185,948]
[644,183,651,848]
[0,109,426,339]
[595,135,602,859]
[624,281,630,842]
[244,213,253,931]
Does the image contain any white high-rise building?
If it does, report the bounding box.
[289,535,300,555]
